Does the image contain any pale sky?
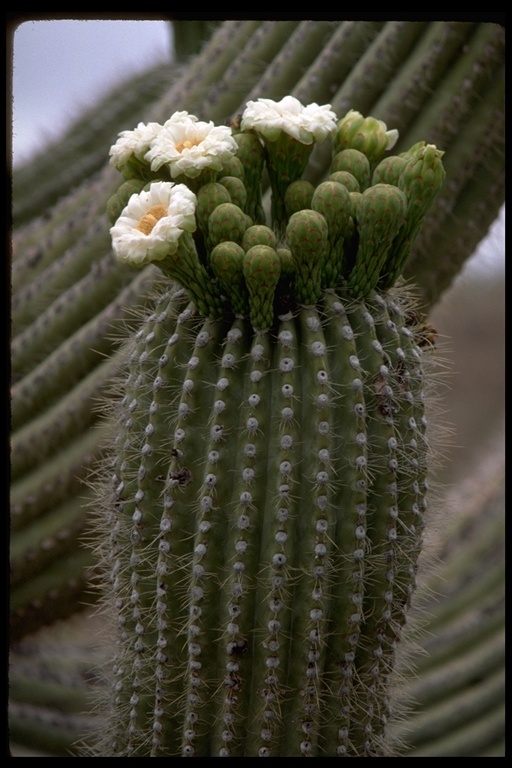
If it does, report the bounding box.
[11,19,171,166]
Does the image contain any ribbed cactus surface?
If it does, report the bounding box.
[86,99,445,757]
[93,287,434,757]
[10,20,504,758]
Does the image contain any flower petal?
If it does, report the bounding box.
[109,121,163,171]
[144,116,238,178]
[110,181,197,267]
[241,97,337,144]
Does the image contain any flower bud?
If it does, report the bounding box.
[243,245,282,330]
[208,203,251,250]
[218,176,248,212]
[348,184,407,298]
[331,149,371,191]
[210,241,248,317]
[371,155,407,187]
[328,171,360,194]
[333,110,399,164]
[378,144,445,290]
[195,182,232,240]
[106,179,147,225]
[242,225,278,252]
[311,181,353,287]
[286,210,329,306]
[284,180,315,217]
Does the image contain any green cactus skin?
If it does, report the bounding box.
[84,87,453,756]
[389,431,505,757]
[242,21,339,104]
[89,274,436,757]
[10,21,504,758]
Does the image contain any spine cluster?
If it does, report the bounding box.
[94,285,434,756]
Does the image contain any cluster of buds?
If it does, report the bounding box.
[108,98,445,330]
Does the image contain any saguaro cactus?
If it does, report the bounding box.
[86,99,447,757]
[10,20,504,757]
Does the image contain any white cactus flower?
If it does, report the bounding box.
[240,96,338,144]
[109,121,163,171]
[110,181,197,267]
[144,115,238,178]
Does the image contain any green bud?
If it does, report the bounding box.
[217,154,245,181]
[284,180,315,217]
[261,132,315,237]
[196,182,232,240]
[399,140,426,159]
[106,179,147,225]
[347,183,407,299]
[371,155,407,187]
[242,225,278,252]
[378,144,445,290]
[233,131,266,173]
[218,176,248,212]
[312,181,352,247]
[286,209,329,306]
[398,143,446,220]
[243,244,282,330]
[311,181,353,288]
[233,132,266,224]
[331,149,371,191]
[210,241,249,317]
[119,153,156,182]
[207,202,252,250]
[333,109,399,163]
[276,247,295,278]
[328,171,360,194]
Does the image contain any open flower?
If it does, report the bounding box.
[109,121,163,172]
[110,181,197,267]
[240,96,337,145]
[144,115,238,178]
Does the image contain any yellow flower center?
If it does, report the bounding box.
[175,138,201,153]
[135,204,169,235]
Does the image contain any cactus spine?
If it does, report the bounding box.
[10,21,504,757]
[86,99,446,757]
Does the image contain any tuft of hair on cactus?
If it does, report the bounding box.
[88,100,446,757]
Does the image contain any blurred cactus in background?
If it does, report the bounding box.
[9,20,504,757]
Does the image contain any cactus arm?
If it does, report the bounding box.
[12,63,177,226]
[242,21,339,104]
[9,548,96,642]
[10,486,98,592]
[398,23,505,150]
[12,216,114,339]
[10,425,106,534]
[332,22,428,118]
[12,169,114,291]
[11,351,124,483]
[11,268,156,428]
[201,21,301,120]
[292,21,386,106]
[370,21,478,132]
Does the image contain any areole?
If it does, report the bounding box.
[90,98,444,756]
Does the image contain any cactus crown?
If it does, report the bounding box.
[107,97,445,326]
